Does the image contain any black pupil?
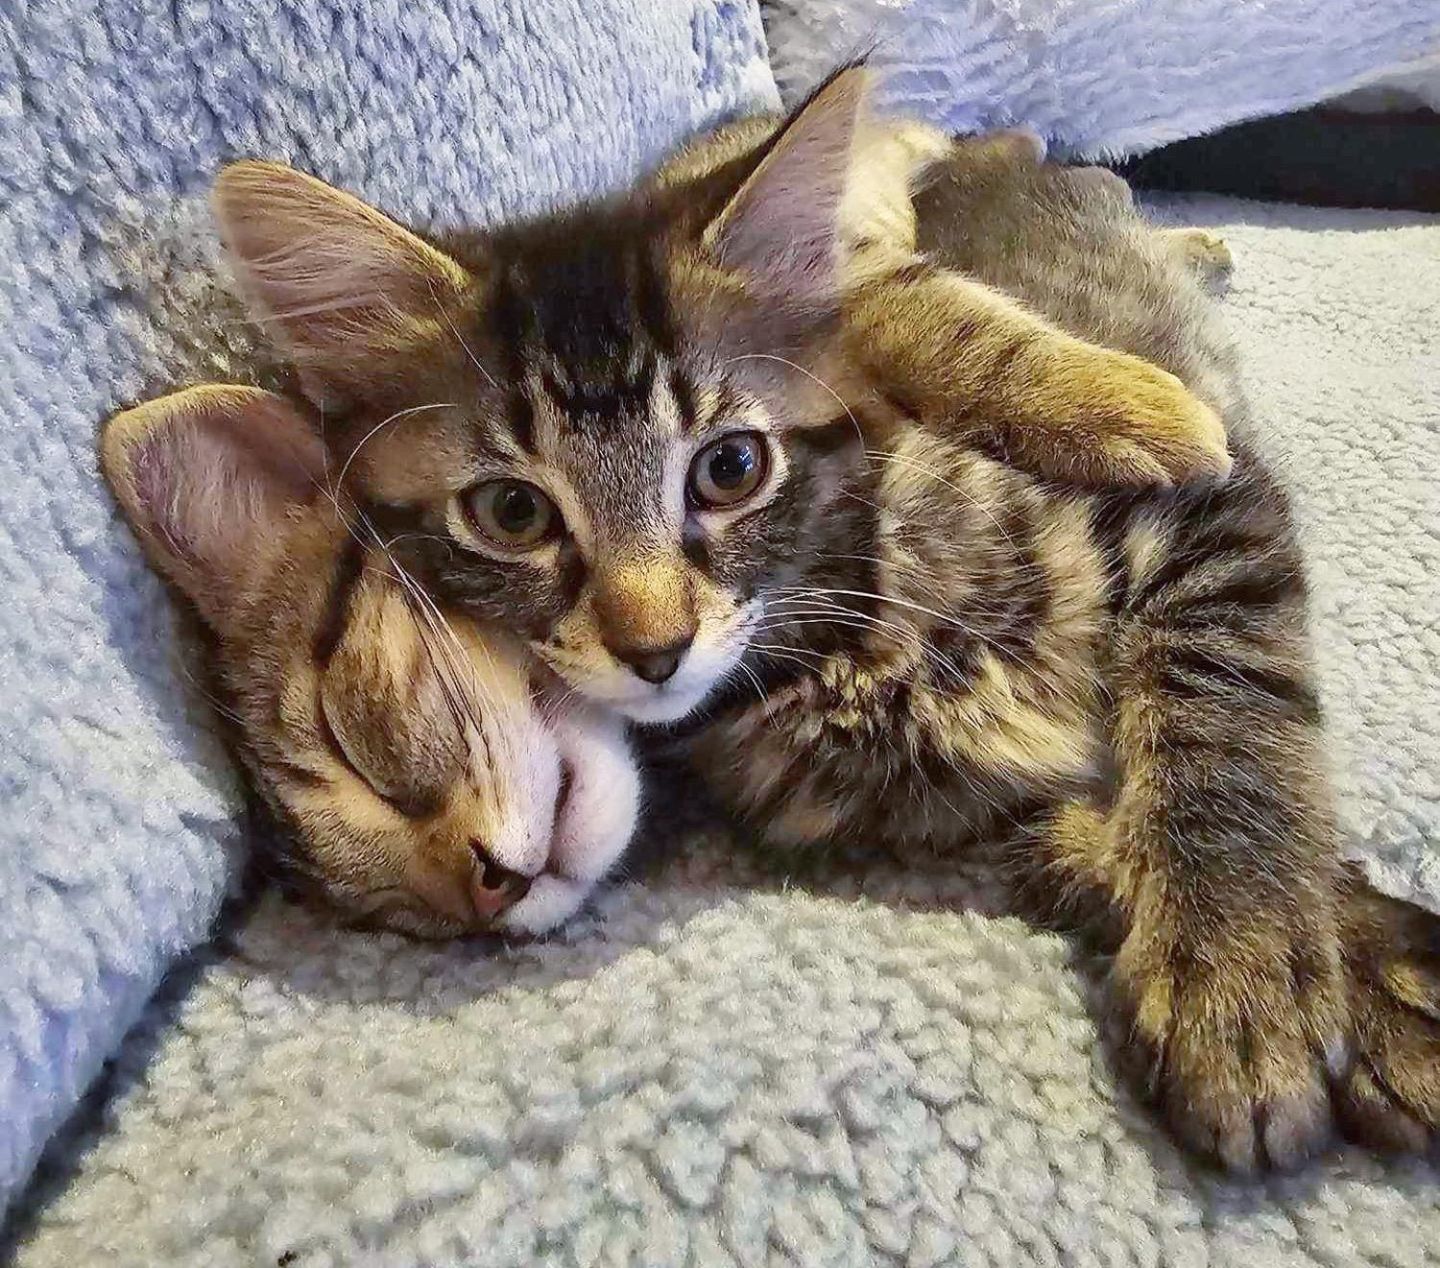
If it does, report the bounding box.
[709,441,755,491]
[495,484,539,534]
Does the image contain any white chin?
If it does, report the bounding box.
[583,644,744,725]
[609,683,716,725]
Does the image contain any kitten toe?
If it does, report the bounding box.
[1116,916,1347,1171]
[1165,227,1235,283]
[1334,884,1440,1152]
[1158,1032,1335,1174]
[1081,361,1232,487]
[1334,1061,1434,1154]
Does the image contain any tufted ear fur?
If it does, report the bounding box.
[212,161,474,408]
[704,64,949,303]
[101,385,328,628]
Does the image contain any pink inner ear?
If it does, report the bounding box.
[213,161,472,371]
[711,67,867,301]
[134,422,267,579]
[126,391,328,586]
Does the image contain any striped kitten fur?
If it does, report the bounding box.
[102,386,639,938]
[204,68,1440,1170]
[684,105,1440,1170]
[210,86,1227,729]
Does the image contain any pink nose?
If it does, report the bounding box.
[470,843,531,920]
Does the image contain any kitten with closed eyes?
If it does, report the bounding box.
[139,67,1439,1171]
[102,385,639,937]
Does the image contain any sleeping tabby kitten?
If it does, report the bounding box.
[204,68,1440,1170]
[102,386,638,937]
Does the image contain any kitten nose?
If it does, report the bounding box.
[611,637,692,684]
[469,842,531,920]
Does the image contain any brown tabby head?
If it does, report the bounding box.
[206,70,942,723]
[102,386,638,937]
[211,68,1226,725]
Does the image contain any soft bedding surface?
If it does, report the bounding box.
[9,195,1440,1268]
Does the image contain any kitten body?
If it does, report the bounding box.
[689,132,1252,849]
[686,130,1440,1170]
[202,71,1440,1168]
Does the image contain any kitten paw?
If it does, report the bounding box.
[1333,885,1440,1152]
[1164,227,1234,285]
[495,874,592,936]
[495,705,639,937]
[1114,916,1348,1172]
[1070,355,1232,487]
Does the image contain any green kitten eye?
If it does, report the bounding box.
[688,432,769,510]
[463,479,558,550]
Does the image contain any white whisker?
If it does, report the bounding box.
[863,448,1021,552]
[335,402,456,492]
[771,585,983,638]
[722,353,865,451]
[429,276,498,389]
[730,658,772,709]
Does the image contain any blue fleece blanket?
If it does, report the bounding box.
[0,0,775,1214]
[763,0,1440,157]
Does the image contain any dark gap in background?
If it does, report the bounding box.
[1116,106,1440,212]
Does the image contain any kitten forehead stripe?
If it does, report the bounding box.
[490,263,537,454]
[632,239,678,359]
[668,367,700,434]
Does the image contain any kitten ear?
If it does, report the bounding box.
[704,64,948,302]
[102,386,328,626]
[212,162,473,406]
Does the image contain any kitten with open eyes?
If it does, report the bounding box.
[209,104,1227,727]
[202,67,1440,1172]
[102,385,639,938]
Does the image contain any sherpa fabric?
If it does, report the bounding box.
[0,0,776,1217]
[761,0,1440,158]
[7,197,1440,1267]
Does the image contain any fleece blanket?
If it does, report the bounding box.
[0,0,776,1218]
[7,196,1440,1268]
[761,0,1440,158]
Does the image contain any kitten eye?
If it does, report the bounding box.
[463,480,558,549]
[688,432,769,509]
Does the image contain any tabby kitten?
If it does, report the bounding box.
[206,68,1439,1171]
[102,386,638,937]
[209,95,1227,728]
[681,107,1440,1169]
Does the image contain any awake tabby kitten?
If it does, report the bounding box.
[102,386,638,937]
[203,68,1440,1171]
